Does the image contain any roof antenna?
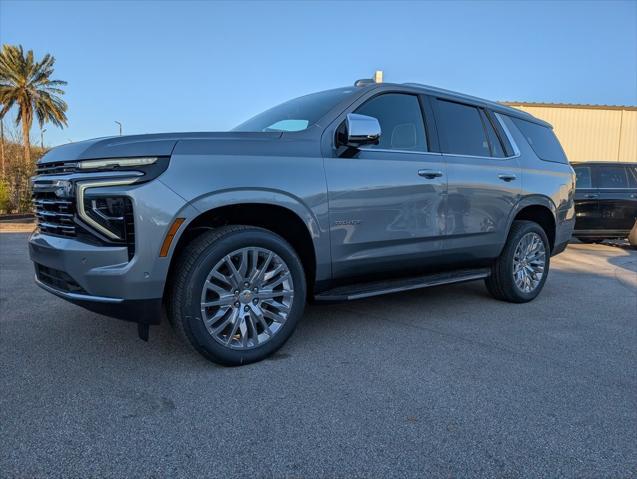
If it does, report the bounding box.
[354,70,384,87]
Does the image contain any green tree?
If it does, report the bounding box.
[0,44,68,167]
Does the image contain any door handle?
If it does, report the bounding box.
[630,193,637,199]
[497,174,517,182]
[584,194,599,199]
[418,169,443,179]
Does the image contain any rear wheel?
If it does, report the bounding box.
[485,220,550,303]
[169,225,306,366]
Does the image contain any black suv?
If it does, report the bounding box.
[573,162,637,247]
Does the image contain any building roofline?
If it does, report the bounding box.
[501,102,637,112]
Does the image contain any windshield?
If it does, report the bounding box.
[233,87,356,132]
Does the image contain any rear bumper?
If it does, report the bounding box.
[553,216,575,256]
[34,275,162,324]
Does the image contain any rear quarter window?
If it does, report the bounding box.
[509,116,568,164]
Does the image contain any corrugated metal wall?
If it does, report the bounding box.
[505,104,636,163]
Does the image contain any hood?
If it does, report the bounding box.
[38,131,282,164]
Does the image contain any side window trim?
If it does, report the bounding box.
[493,113,521,158]
[478,109,497,157]
[420,95,441,153]
[485,109,514,157]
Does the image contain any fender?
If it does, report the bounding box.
[167,187,331,282]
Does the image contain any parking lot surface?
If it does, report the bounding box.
[1,232,636,478]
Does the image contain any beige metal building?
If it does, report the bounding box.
[502,102,636,163]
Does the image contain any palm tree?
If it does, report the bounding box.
[0,44,68,167]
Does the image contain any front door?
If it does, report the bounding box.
[325,93,447,279]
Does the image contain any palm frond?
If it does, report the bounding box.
[0,43,68,138]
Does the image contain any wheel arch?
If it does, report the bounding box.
[506,196,557,251]
[164,192,325,298]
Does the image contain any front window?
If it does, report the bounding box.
[355,93,428,152]
[233,87,356,132]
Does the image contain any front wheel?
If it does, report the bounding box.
[168,225,306,366]
[485,220,550,303]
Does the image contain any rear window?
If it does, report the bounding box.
[435,100,491,157]
[510,117,568,164]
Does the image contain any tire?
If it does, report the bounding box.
[575,237,599,244]
[628,221,637,250]
[485,220,550,303]
[168,225,306,366]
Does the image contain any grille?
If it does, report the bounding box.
[36,161,78,175]
[35,263,86,293]
[124,200,136,260]
[32,192,76,237]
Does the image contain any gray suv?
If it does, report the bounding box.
[29,80,575,365]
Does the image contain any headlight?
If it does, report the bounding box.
[76,178,137,240]
[78,157,158,170]
[83,197,131,240]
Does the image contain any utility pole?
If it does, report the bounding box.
[41,128,47,149]
[115,121,122,136]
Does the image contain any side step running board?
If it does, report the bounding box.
[314,268,491,302]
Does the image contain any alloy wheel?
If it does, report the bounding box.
[512,232,546,293]
[200,247,294,350]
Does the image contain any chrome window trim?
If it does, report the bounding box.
[358,148,442,156]
[76,178,138,240]
[494,112,521,157]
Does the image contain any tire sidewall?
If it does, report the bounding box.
[180,229,306,365]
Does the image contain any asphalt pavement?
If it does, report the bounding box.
[1,232,636,478]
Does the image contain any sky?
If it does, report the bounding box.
[1,0,636,147]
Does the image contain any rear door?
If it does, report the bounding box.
[431,98,521,259]
[596,165,637,233]
[573,164,601,232]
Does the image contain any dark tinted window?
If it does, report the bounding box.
[436,100,491,157]
[626,166,637,187]
[574,166,593,188]
[480,110,505,157]
[598,166,629,188]
[510,117,568,164]
[355,94,427,151]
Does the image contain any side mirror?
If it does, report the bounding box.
[339,113,381,148]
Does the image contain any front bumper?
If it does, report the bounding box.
[34,274,163,324]
[28,178,197,324]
